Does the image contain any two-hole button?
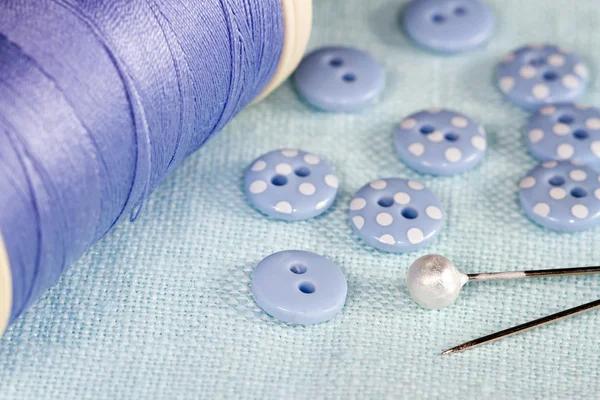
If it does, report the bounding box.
[294,46,385,112]
[251,250,347,324]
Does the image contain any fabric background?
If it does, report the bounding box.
[1,0,599,398]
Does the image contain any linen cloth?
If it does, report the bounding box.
[1,0,599,398]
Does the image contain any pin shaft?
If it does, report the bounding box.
[442,298,600,355]
[467,266,600,281]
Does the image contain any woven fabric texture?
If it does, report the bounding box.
[1,0,599,398]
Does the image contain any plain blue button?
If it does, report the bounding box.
[244,149,339,221]
[251,250,348,325]
[527,103,600,165]
[349,178,444,253]
[497,44,590,110]
[294,46,385,112]
[394,109,487,176]
[519,161,600,231]
[402,0,494,53]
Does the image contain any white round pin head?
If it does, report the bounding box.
[406,254,469,309]
[407,254,600,314]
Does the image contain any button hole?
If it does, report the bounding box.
[432,14,446,23]
[329,58,343,67]
[454,7,467,16]
[401,207,419,219]
[548,176,565,186]
[543,71,558,81]
[420,125,435,134]
[271,175,288,186]
[571,187,588,198]
[298,282,315,294]
[342,73,356,83]
[444,132,459,142]
[290,264,307,274]
[294,167,311,177]
[378,197,394,207]
[558,115,574,124]
[573,129,589,140]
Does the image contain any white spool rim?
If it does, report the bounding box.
[253,0,312,103]
[0,233,11,337]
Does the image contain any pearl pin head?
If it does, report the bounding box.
[406,254,469,309]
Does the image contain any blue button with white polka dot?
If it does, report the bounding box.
[527,103,600,165]
[294,46,385,112]
[497,44,589,110]
[349,178,444,252]
[394,109,487,176]
[519,161,600,232]
[402,0,494,53]
[244,149,339,221]
[252,250,347,325]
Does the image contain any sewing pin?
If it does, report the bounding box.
[442,298,600,355]
[406,254,600,309]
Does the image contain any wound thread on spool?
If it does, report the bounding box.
[0,0,311,335]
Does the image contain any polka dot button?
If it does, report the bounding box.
[394,109,486,176]
[294,46,385,112]
[349,178,444,252]
[519,161,600,232]
[251,250,347,325]
[402,0,494,53]
[244,149,339,221]
[527,103,600,165]
[497,44,589,110]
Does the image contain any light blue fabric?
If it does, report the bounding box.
[1,0,600,398]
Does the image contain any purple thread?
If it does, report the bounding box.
[0,0,284,323]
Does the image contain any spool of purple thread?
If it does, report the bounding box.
[0,0,312,335]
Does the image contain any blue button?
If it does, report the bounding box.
[402,0,494,53]
[244,149,339,221]
[251,250,347,325]
[294,46,385,112]
[497,44,589,110]
[519,161,600,231]
[394,109,487,176]
[349,178,444,252]
[527,103,600,165]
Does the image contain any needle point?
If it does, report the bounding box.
[440,348,455,356]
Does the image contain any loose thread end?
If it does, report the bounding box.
[129,200,145,222]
